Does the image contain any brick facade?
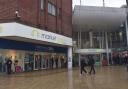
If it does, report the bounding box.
[0,0,72,37]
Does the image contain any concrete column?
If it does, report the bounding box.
[102,32,104,48]
[78,54,81,67]
[99,32,102,49]
[78,32,79,48]
[68,47,72,70]
[89,32,93,47]
[125,20,128,46]
[105,32,109,65]
[80,30,82,48]
[78,54,81,74]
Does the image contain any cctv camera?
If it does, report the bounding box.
[15,10,21,18]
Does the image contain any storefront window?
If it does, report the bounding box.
[0,49,67,73]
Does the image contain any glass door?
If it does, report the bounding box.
[24,53,34,71]
[41,55,47,69]
[34,55,42,70]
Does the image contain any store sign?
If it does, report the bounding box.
[31,29,57,41]
[0,22,72,46]
[75,49,111,54]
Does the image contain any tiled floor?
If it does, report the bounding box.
[0,66,128,89]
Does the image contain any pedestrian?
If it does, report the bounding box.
[55,56,58,68]
[126,56,128,72]
[80,55,87,75]
[88,55,95,74]
[6,57,12,74]
[51,57,54,69]
[127,64,128,72]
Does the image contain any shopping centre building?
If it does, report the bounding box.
[0,0,72,73]
[73,5,128,66]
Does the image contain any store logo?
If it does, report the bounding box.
[31,29,40,38]
[0,26,3,33]
[31,29,57,41]
[57,38,64,44]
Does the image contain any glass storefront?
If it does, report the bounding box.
[0,49,67,73]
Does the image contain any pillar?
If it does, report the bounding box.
[105,32,109,65]
[125,20,128,46]
[80,30,82,48]
[78,31,80,48]
[89,32,93,47]
[68,47,72,70]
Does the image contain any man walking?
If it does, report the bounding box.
[80,55,87,75]
[88,55,95,74]
[6,57,12,74]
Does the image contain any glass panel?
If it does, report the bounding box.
[24,53,34,71]
[48,3,56,16]
[34,55,42,70]
[48,3,52,14]
[52,5,56,16]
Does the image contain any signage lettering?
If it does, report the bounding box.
[41,34,56,40]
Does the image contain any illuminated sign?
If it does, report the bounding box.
[31,29,40,37]
[31,29,57,41]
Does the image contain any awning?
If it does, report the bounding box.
[0,22,72,46]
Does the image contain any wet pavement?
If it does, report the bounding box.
[0,66,128,89]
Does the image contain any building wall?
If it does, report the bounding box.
[0,0,72,37]
[0,0,18,22]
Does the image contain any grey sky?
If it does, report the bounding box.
[73,0,126,7]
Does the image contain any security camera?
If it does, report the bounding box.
[15,10,21,18]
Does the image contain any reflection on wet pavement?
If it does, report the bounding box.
[0,66,128,89]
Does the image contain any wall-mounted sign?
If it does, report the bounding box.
[0,22,72,46]
[75,49,111,54]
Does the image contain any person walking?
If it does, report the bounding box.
[88,55,95,74]
[80,55,87,75]
[6,57,12,74]
[55,56,58,68]
[126,56,128,72]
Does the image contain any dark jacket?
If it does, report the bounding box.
[81,59,86,68]
[6,59,12,66]
[88,57,95,66]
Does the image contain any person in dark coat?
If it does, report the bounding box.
[88,55,95,74]
[80,56,87,75]
[6,57,12,74]
[55,56,58,68]
[50,57,54,69]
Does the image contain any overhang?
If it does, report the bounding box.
[73,6,127,32]
[0,22,72,47]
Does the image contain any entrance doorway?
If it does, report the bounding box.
[34,55,42,70]
[24,53,34,71]
[34,54,47,70]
